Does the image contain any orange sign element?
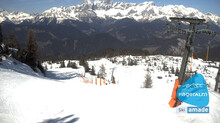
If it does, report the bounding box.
[169,79,180,108]
[100,78,102,86]
[103,79,106,85]
[81,75,91,84]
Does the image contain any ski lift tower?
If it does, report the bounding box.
[166,17,216,85]
[214,65,220,92]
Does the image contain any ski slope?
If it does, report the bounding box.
[0,56,220,123]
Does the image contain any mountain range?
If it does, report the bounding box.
[0,0,220,58]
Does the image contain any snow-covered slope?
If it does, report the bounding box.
[1,1,220,26]
[1,56,220,123]
[0,58,72,123]
[0,57,42,77]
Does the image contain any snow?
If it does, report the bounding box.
[0,55,220,123]
[83,0,92,4]
[0,10,34,24]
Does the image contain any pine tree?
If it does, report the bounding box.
[44,64,48,71]
[71,62,78,69]
[5,32,20,50]
[79,57,90,72]
[162,63,168,71]
[128,58,133,66]
[90,66,96,75]
[171,66,175,74]
[143,73,152,88]
[5,32,20,59]
[113,57,117,64]
[37,61,46,76]
[26,30,38,68]
[175,67,179,76]
[84,61,90,73]
[67,60,72,68]
[60,61,65,68]
[133,59,137,65]
[99,64,106,79]
[79,57,85,66]
[111,75,115,84]
[122,57,126,66]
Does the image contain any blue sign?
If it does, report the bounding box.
[177,74,209,107]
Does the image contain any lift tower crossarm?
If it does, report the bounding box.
[169,17,206,25]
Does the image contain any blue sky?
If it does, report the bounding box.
[0,0,220,16]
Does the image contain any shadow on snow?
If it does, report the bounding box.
[46,71,81,80]
[41,114,79,123]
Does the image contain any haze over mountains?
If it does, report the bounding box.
[0,0,220,58]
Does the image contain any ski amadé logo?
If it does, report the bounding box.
[177,74,209,113]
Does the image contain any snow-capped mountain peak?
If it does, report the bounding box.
[105,0,113,4]
[0,1,220,26]
[83,0,93,4]
[0,10,33,24]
